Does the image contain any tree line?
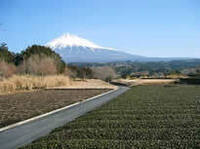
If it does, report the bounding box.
[73,60,200,79]
[0,43,116,81]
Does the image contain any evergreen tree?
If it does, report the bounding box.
[0,43,15,63]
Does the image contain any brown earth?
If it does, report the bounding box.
[112,79,177,86]
[0,89,110,128]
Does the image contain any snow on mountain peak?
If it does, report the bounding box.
[46,33,114,50]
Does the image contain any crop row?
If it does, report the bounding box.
[22,139,200,149]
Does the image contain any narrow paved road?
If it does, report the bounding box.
[0,86,129,149]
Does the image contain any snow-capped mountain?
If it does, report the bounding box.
[46,33,113,50]
[46,34,145,63]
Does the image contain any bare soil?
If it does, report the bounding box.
[113,79,177,86]
[0,89,110,128]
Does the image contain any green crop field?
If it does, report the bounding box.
[20,85,200,149]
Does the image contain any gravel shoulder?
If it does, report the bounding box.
[0,89,110,128]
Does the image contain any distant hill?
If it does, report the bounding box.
[46,34,191,63]
[69,59,200,77]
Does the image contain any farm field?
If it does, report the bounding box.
[20,85,200,149]
[0,89,110,128]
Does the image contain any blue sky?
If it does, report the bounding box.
[0,0,200,57]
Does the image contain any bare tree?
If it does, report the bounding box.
[18,54,58,75]
[92,66,116,82]
[0,61,16,78]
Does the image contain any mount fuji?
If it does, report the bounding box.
[46,34,186,63]
[46,34,147,63]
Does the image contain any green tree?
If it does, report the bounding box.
[0,43,15,63]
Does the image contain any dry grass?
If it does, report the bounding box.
[0,75,71,95]
[133,79,177,85]
[113,79,177,86]
[166,74,188,79]
[47,79,117,90]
